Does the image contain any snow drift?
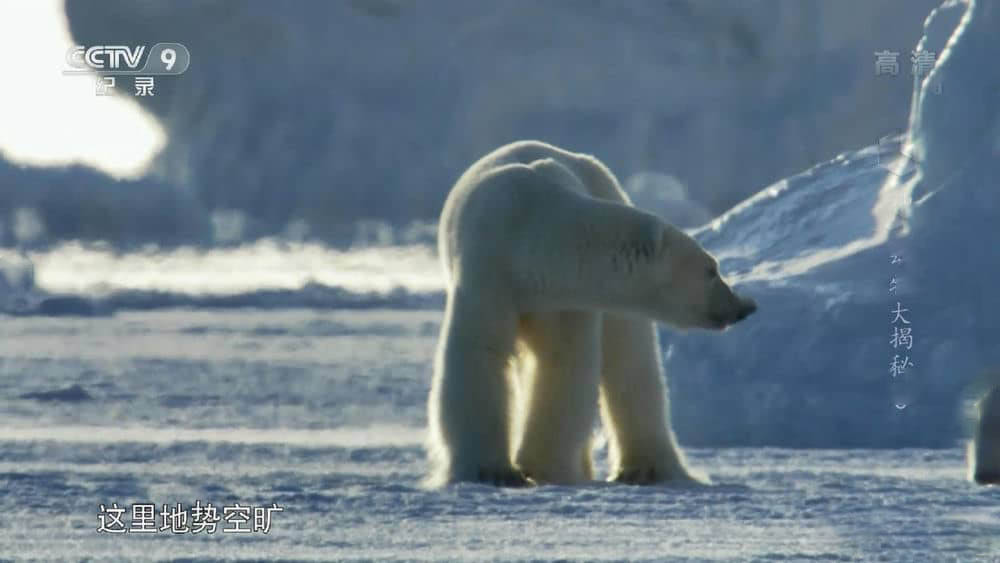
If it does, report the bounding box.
[667,0,1000,448]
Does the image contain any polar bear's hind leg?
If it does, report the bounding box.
[426,289,530,487]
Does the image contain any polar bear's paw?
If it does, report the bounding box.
[610,461,707,486]
[475,465,534,488]
[974,471,1000,485]
[611,466,667,485]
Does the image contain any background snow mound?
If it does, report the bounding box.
[0,0,937,249]
[667,0,1000,448]
[623,172,713,229]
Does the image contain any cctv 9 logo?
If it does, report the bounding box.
[64,43,190,75]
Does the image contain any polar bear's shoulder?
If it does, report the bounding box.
[461,140,621,201]
[521,158,587,194]
[454,157,587,205]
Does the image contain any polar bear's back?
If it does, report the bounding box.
[437,141,632,287]
[457,140,628,203]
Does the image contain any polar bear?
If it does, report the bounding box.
[426,140,757,487]
[971,385,1000,485]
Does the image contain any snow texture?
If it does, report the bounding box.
[1,310,998,561]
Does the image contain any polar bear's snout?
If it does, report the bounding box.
[707,287,757,330]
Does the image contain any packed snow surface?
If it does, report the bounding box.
[1,310,998,561]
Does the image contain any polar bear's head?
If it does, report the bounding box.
[641,222,757,331]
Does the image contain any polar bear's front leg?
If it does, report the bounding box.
[513,311,602,485]
[426,289,528,487]
[599,313,705,485]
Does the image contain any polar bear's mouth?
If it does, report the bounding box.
[707,315,731,330]
[708,298,757,330]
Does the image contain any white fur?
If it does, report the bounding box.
[427,140,753,487]
[970,386,1000,485]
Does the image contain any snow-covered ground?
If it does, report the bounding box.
[2,309,998,561]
